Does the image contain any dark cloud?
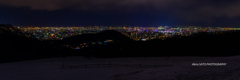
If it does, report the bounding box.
[177,0,240,22]
[0,0,195,11]
[1,0,240,23]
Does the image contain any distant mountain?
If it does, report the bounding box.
[62,30,134,45]
[76,31,240,58]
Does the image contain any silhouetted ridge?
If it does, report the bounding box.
[76,31,240,58]
[62,30,133,44]
[0,24,69,63]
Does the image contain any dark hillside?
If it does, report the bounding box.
[62,30,134,45]
[75,31,240,58]
[0,25,68,63]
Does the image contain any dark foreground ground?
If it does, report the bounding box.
[0,56,239,80]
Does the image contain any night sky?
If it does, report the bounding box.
[1,0,240,27]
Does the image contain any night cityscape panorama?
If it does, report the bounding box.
[1,0,240,80]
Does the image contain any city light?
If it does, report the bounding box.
[8,26,238,50]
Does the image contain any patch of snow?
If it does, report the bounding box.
[0,56,240,80]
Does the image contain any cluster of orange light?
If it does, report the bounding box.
[159,36,165,38]
[106,40,113,41]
